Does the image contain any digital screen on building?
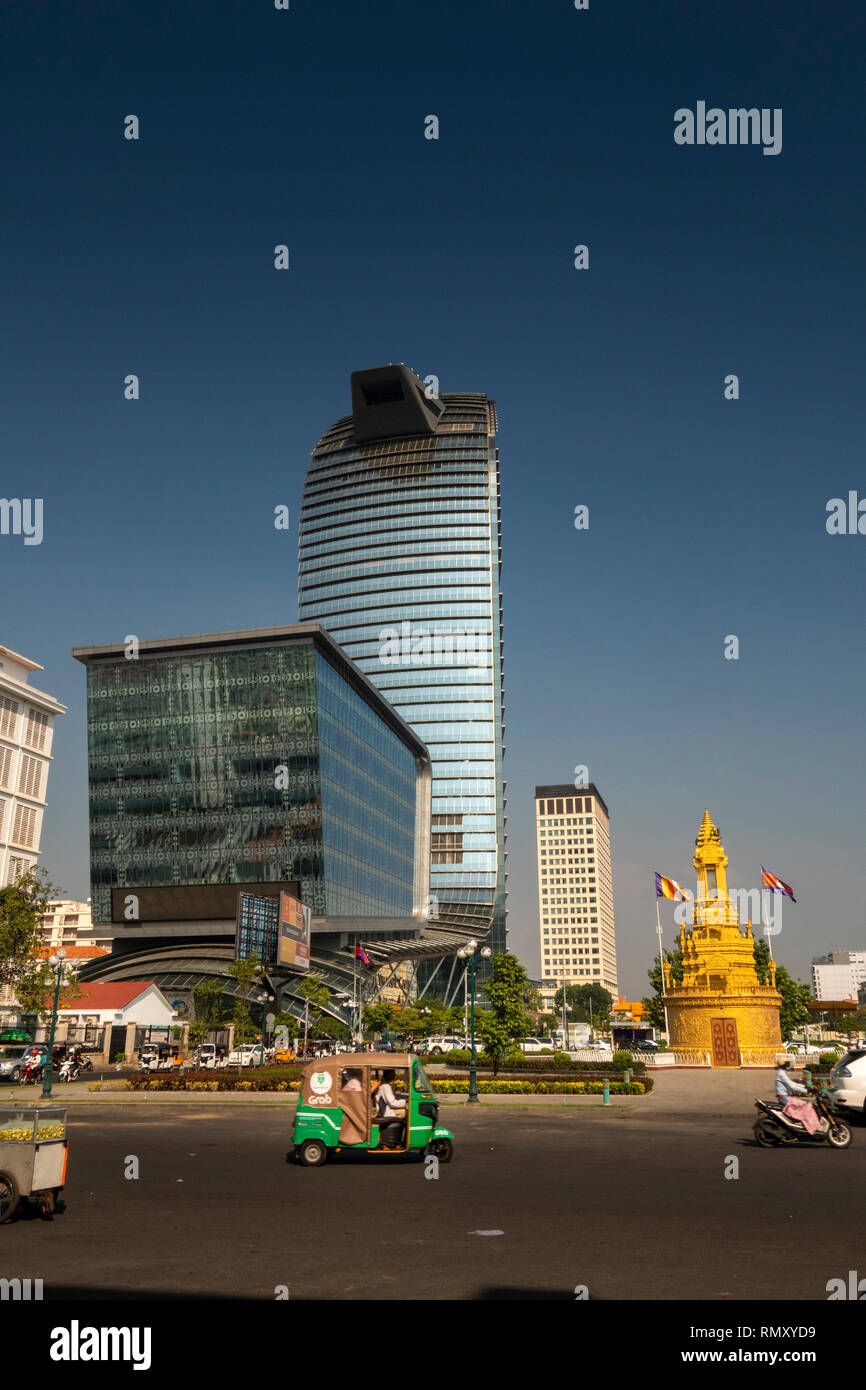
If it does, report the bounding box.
[235,893,280,965]
[278,891,311,972]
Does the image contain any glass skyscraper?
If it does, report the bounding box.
[298,364,506,959]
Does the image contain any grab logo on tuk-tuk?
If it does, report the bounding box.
[307,1071,332,1104]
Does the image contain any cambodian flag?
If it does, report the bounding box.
[355,943,371,967]
[655,872,689,901]
[762,867,796,902]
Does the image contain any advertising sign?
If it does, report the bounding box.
[278,891,311,972]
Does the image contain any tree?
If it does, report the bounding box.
[0,869,80,1021]
[553,983,613,1026]
[192,978,229,1028]
[641,947,684,1031]
[774,965,812,1042]
[363,1002,396,1034]
[478,953,531,1075]
[298,976,331,1047]
[188,1019,209,1050]
[227,954,265,1063]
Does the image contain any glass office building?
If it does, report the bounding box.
[73,625,431,930]
[298,364,506,959]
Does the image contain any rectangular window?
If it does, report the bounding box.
[0,696,18,740]
[18,754,42,799]
[0,745,12,788]
[24,708,49,751]
[556,799,564,813]
[11,803,38,848]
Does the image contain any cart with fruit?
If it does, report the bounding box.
[0,1107,68,1222]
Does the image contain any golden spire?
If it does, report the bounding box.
[695,809,720,848]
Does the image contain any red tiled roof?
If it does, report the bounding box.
[54,982,158,1011]
[38,945,109,959]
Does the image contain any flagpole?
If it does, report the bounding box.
[760,873,775,962]
[656,894,671,1041]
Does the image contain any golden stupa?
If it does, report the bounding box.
[663,810,783,1066]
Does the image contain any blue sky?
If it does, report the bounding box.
[2,0,864,994]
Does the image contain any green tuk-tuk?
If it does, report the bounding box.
[292,1052,453,1167]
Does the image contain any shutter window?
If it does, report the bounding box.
[0,696,17,740]
[18,754,42,799]
[24,708,49,751]
[11,803,37,848]
[0,745,12,788]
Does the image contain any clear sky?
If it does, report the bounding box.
[3,0,864,996]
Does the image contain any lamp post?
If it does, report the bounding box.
[41,949,67,1098]
[258,992,274,1065]
[457,940,491,1104]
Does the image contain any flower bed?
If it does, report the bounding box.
[432,1078,647,1095]
[443,1050,646,1074]
[124,1067,303,1092]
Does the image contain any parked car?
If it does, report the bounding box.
[829,1049,866,1116]
[521,1037,557,1054]
[423,1035,468,1055]
[584,1039,612,1052]
[632,1039,659,1052]
[226,1044,265,1066]
[0,1045,31,1082]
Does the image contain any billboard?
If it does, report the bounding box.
[278,891,311,972]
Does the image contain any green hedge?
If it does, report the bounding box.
[125,1067,303,1092]
[433,1079,647,1095]
[443,1049,645,1074]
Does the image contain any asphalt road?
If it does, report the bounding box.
[2,1103,864,1301]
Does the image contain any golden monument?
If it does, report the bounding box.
[663,810,782,1066]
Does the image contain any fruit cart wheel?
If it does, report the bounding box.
[0,1171,20,1224]
[297,1139,328,1167]
[38,1191,56,1219]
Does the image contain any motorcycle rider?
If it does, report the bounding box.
[775,1056,810,1102]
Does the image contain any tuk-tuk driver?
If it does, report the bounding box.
[375,1068,406,1119]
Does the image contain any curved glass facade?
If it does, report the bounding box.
[298,369,506,953]
[82,632,426,925]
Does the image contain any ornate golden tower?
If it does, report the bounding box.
[663,810,783,1066]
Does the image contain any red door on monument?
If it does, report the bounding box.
[711,1017,739,1067]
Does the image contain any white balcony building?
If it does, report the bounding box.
[0,644,66,886]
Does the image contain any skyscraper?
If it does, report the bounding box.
[298,364,506,965]
[535,784,618,1001]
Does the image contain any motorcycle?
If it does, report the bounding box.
[22,1059,44,1085]
[754,1090,852,1149]
[58,1057,81,1083]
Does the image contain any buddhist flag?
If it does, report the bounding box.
[655,872,689,901]
[762,867,796,902]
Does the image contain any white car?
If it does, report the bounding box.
[424,1036,468,1055]
[521,1037,557,1053]
[226,1044,266,1066]
[584,1039,612,1052]
[829,1048,866,1116]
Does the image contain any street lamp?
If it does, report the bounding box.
[41,949,67,1098]
[258,991,274,1065]
[457,940,491,1104]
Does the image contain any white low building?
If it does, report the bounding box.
[53,981,174,1029]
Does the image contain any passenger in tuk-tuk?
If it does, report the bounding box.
[374,1068,407,1119]
[340,1069,362,1092]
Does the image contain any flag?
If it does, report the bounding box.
[655,872,689,901]
[355,943,372,968]
[762,867,796,902]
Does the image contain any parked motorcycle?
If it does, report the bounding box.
[754,1090,852,1149]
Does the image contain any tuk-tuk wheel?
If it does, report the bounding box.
[0,1172,20,1224]
[430,1138,453,1163]
[297,1139,328,1167]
